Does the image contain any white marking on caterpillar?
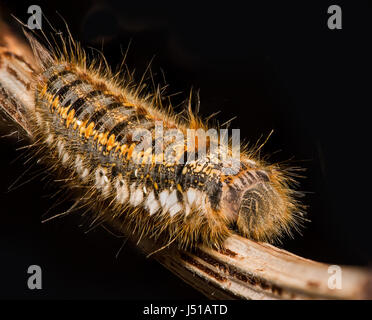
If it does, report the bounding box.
[61,152,69,164]
[57,140,64,158]
[95,167,110,196]
[115,178,129,204]
[145,191,160,215]
[159,190,169,211]
[186,188,198,207]
[164,190,178,215]
[81,168,89,181]
[245,159,257,168]
[75,155,84,175]
[129,183,144,207]
[184,203,191,217]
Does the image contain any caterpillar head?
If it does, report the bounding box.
[220,159,303,243]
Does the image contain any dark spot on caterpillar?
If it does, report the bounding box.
[176,189,183,202]
[111,165,119,177]
[224,177,233,184]
[46,70,71,88]
[89,107,110,125]
[77,91,108,122]
[175,163,185,183]
[70,95,90,117]
[113,114,149,142]
[207,179,223,211]
[247,171,256,182]
[52,79,83,101]
[58,80,84,104]
[62,99,71,107]
[107,102,127,110]
[105,114,133,139]
[191,175,200,187]
[84,90,102,100]
[256,170,270,182]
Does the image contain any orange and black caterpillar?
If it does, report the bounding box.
[1,29,305,251]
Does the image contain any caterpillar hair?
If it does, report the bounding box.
[0,20,306,252]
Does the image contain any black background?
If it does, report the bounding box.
[0,0,371,299]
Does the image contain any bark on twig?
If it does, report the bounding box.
[1,19,371,300]
[137,234,372,299]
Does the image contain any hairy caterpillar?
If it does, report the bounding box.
[0,25,304,252]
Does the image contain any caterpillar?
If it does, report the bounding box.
[0,25,304,252]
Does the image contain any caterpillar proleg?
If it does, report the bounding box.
[0,23,305,251]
